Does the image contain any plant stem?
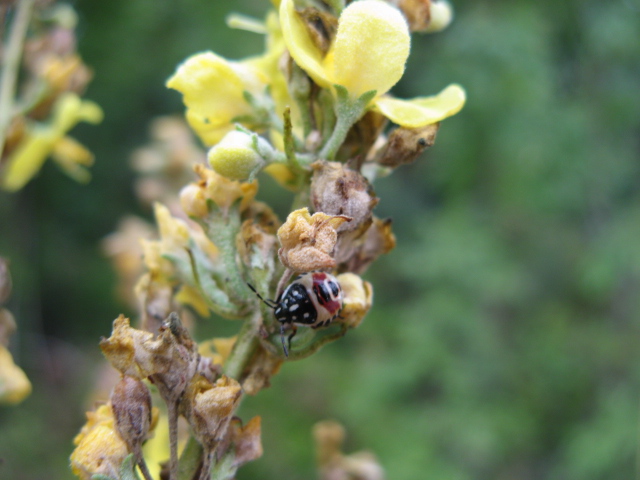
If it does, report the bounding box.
[223,312,260,380]
[207,210,249,305]
[319,86,376,160]
[167,400,180,480]
[0,0,35,154]
[178,436,204,480]
[199,449,214,480]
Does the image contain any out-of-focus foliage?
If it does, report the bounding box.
[0,0,638,479]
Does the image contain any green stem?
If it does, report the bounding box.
[0,0,35,155]
[318,86,376,160]
[207,209,250,305]
[223,313,260,380]
[178,436,203,480]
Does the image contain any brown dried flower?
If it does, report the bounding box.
[110,376,154,453]
[99,314,199,401]
[181,375,243,449]
[376,123,439,167]
[240,345,284,396]
[335,217,396,274]
[277,208,351,272]
[227,416,263,468]
[314,420,385,480]
[311,161,378,233]
[180,164,258,218]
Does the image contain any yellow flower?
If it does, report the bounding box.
[280,0,465,127]
[0,344,31,405]
[70,404,129,480]
[1,93,103,192]
[335,273,373,329]
[373,83,466,128]
[281,0,410,99]
[166,52,267,147]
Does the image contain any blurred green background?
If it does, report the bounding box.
[1,0,640,478]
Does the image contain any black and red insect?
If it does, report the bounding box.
[249,272,343,357]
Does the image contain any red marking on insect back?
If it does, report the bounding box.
[312,272,328,282]
[311,272,341,315]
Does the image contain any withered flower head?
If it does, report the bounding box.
[311,161,378,233]
[100,314,199,401]
[228,416,263,468]
[182,375,242,449]
[239,344,284,396]
[110,376,153,453]
[277,208,351,272]
[238,219,278,271]
[376,123,439,167]
[180,164,258,218]
[335,273,374,329]
[335,217,396,274]
[313,420,385,480]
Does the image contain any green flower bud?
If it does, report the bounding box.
[207,131,265,181]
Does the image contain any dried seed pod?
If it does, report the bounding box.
[376,123,439,167]
[311,161,378,233]
[110,376,153,453]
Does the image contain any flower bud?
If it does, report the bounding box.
[424,0,453,33]
[207,131,265,181]
[179,182,208,218]
[110,376,153,453]
[335,273,373,329]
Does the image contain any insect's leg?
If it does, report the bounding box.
[280,323,290,358]
[247,283,277,308]
[287,324,298,353]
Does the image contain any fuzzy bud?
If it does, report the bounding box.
[423,0,453,33]
[207,131,265,181]
[110,375,153,453]
[179,182,209,218]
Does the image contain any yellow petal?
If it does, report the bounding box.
[53,93,103,134]
[175,285,210,317]
[0,345,31,404]
[326,0,410,98]
[280,0,331,88]
[374,83,466,127]
[167,52,264,146]
[1,94,102,192]
[1,128,57,191]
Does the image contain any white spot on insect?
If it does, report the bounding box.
[303,312,309,319]
[289,304,299,312]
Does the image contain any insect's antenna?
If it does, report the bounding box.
[247,283,278,308]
